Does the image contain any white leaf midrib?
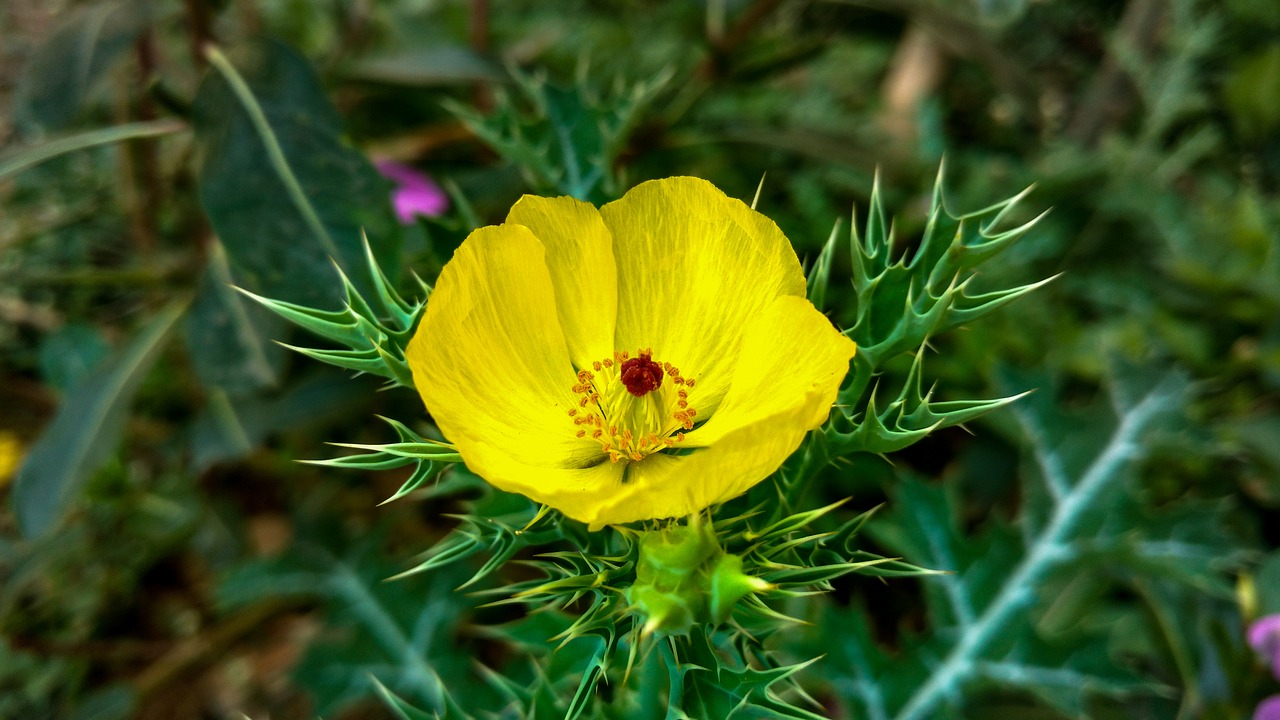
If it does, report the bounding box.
[892,382,1176,720]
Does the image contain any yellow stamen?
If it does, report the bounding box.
[568,348,700,465]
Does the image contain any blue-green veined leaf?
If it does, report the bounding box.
[193,40,404,309]
[184,240,286,396]
[11,301,186,538]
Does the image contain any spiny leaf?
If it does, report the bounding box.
[806,219,841,312]
[232,286,367,349]
[446,66,670,201]
[838,165,1048,398]
[827,368,1195,720]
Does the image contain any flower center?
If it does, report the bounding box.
[620,353,664,397]
[569,349,698,464]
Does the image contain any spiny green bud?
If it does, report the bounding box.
[626,519,771,635]
[707,552,771,623]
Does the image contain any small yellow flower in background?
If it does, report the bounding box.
[406,177,855,528]
[0,431,23,487]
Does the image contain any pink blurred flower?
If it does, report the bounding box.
[375,160,448,224]
[1251,614,1280,680]
[1256,695,1280,720]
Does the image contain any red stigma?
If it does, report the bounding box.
[620,352,664,397]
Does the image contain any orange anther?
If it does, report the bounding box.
[576,430,587,438]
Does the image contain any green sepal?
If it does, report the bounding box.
[707,553,770,623]
[626,519,770,636]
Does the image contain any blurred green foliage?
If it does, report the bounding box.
[2,0,1278,718]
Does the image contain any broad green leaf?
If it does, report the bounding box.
[13,1,154,134]
[193,40,403,309]
[0,120,185,181]
[12,301,186,538]
[184,240,285,396]
[37,323,110,393]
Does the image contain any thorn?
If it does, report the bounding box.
[752,173,767,210]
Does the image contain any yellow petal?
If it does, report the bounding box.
[462,450,626,520]
[686,295,855,447]
[601,177,807,418]
[406,224,600,481]
[580,394,829,527]
[506,195,617,368]
[579,295,855,527]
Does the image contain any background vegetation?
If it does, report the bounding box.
[1,0,1278,717]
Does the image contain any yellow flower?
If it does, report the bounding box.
[406,177,855,528]
[0,431,22,487]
